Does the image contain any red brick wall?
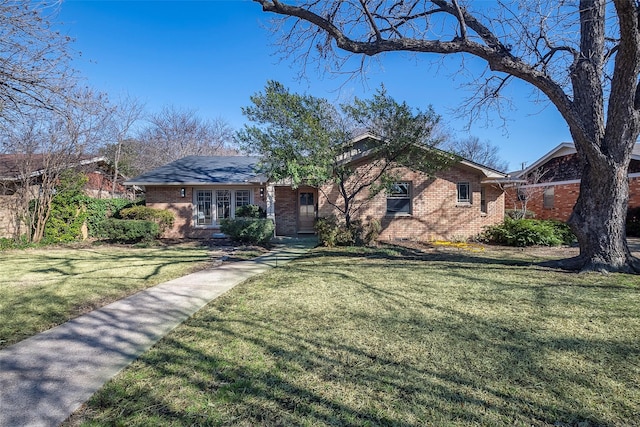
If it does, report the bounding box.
[318,164,504,241]
[274,187,297,236]
[146,185,266,239]
[505,175,640,221]
[273,185,316,236]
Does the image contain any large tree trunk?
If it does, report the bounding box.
[568,150,639,273]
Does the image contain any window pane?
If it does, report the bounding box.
[387,198,411,213]
[390,182,410,197]
[235,190,250,207]
[196,190,212,225]
[217,190,230,219]
[480,187,487,214]
[457,182,470,203]
[386,182,411,214]
[543,187,554,209]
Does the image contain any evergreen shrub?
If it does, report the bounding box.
[479,218,575,247]
[100,219,160,243]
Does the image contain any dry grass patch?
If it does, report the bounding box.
[66,246,640,426]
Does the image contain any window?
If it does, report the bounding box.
[235,190,250,208]
[195,188,253,226]
[457,182,471,204]
[480,187,487,214]
[196,190,213,225]
[543,187,555,209]
[387,182,412,214]
[217,190,231,220]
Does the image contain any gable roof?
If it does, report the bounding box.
[512,141,640,178]
[340,133,508,181]
[125,156,265,186]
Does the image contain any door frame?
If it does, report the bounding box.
[296,187,317,234]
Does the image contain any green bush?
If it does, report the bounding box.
[315,216,381,247]
[479,218,575,247]
[100,219,160,243]
[43,171,89,243]
[0,236,35,250]
[220,218,274,246]
[627,207,640,237]
[235,204,266,218]
[86,198,141,238]
[118,206,174,233]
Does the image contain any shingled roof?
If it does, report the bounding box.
[125,156,265,186]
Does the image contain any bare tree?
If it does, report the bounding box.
[1,88,110,242]
[446,136,509,172]
[0,0,77,128]
[253,0,640,273]
[509,167,548,219]
[104,95,146,196]
[133,105,236,173]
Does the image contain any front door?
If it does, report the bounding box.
[298,190,316,233]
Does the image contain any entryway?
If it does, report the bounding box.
[297,189,317,234]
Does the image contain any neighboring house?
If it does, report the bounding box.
[126,135,508,241]
[505,142,640,221]
[0,154,133,238]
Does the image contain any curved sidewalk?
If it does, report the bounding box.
[0,239,314,427]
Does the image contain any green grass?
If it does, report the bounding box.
[0,244,211,349]
[65,246,640,427]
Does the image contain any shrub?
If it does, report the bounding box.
[43,171,89,243]
[100,219,160,243]
[479,218,575,247]
[86,198,141,238]
[315,216,381,247]
[118,206,174,233]
[627,207,640,237]
[235,204,266,218]
[220,218,274,246]
[0,236,34,250]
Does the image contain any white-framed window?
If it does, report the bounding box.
[543,187,555,209]
[196,190,213,225]
[457,182,471,204]
[386,182,412,214]
[235,190,251,208]
[216,190,231,220]
[195,188,253,226]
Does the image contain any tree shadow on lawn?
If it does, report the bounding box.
[304,244,543,268]
[0,249,209,349]
[70,305,639,426]
[297,244,640,286]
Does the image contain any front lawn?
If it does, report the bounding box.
[0,244,211,349]
[65,245,640,426]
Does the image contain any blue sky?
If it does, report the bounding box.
[58,0,573,171]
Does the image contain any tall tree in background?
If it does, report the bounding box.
[134,106,236,173]
[103,95,145,195]
[254,0,640,273]
[238,81,453,228]
[0,0,76,129]
[447,136,509,172]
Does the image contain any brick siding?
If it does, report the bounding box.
[507,150,640,221]
[318,163,504,241]
[146,185,266,239]
[506,176,640,221]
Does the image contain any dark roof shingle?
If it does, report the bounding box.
[125,156,264,185]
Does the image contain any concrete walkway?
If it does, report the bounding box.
[0,238,315,427]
